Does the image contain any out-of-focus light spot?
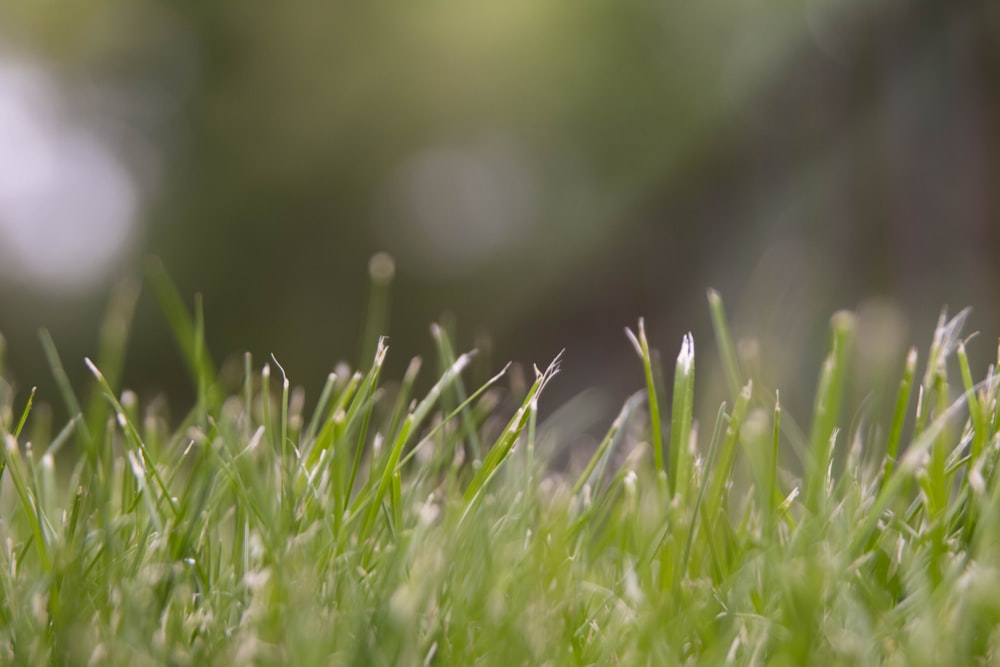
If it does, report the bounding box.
[0,60,138,294]
[368,251,395,283]
[377,136,539,277]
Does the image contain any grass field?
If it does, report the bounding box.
[2,267,1000,665]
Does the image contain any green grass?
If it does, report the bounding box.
[3,270,1000,665]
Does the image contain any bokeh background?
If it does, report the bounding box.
[0,0,998,427]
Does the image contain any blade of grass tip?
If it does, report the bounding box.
[210,426,271,533]
[261,363,272,448]
[306,371,364,494]
[571,391,645,499]
[397,360,510,470]
[913,309,968,498]
[482,354,559,479]
[703,382,752,530]
[953,348,986,545]
[881,348,917,490]
[126,449,164,534]
[302,371,338,451]
[39,453,57,540]
[271,355,291,454]
[957,341,987,464]
[64,482,85,544]
[22,440,47,520]
[458,400,540,525]
[679,400,728,580]
[359,252,395,369]
[524,383,539,493]
[769,393,782,517]
[740,407,774,529]
[804,310,855,514]
[461,355,560,522]
[27,403,51,461]
[670,332,695,501]
[390,469,402,531]
[330,371,364,423]
[39,329,92,448]
[922,307,971,389]
[43,414,81,459]
[360,348,475,534]
[406,349,477,448]
[244,352,253,439]
[626,319,666,485]
[707,289,743,401]
[304,371,362,473]
[922,370,957,587]
[432,322,483,464]
[387,357,422,446]
[855,376,991,555]
[193,292,215,416]
[168,455,218,562]
[145,257,218,403]
[85,277,141,435]
[271,354,291,508]
[12,387,36,439]
[925,369,950,517]
[345,338,388,510]
[2,434,51,572]
[85,357,179,517]
[912,384,928,446]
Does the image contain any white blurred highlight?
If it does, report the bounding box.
[0,60,138,293]
[378,136,539,276]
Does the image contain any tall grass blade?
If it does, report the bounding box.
[145,257,218,408]
[463,355,560,514]
[359,252,394,369]
[432,322,483,464]
[670,332,695,501]
[626,319,666,484]
[39,329,92,449]
[804,311,855,513]
[12,387,35,439]
[707,289,743,400]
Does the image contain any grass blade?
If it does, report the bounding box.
[707,289,743,400]
[145,257,218,409]
[804,311,855,514]
[670,332,695,501]
[626,319,666,485]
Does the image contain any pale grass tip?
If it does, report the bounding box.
[678,332,694,374]
[368,251,395,282]
[624,328,642,358]
[270,354,289,388]
[84,357,103,381]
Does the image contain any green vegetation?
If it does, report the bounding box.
[2,271,1000,666]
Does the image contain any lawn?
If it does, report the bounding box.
[1,267,1000,665]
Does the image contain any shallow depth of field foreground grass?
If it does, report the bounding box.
[4,276,1000,666]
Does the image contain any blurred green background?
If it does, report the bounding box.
[0,0,997,423]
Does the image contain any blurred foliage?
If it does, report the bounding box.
[0,0,997,424]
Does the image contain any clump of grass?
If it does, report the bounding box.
[2,268,1000,665]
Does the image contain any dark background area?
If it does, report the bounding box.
[0,0,997,429]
